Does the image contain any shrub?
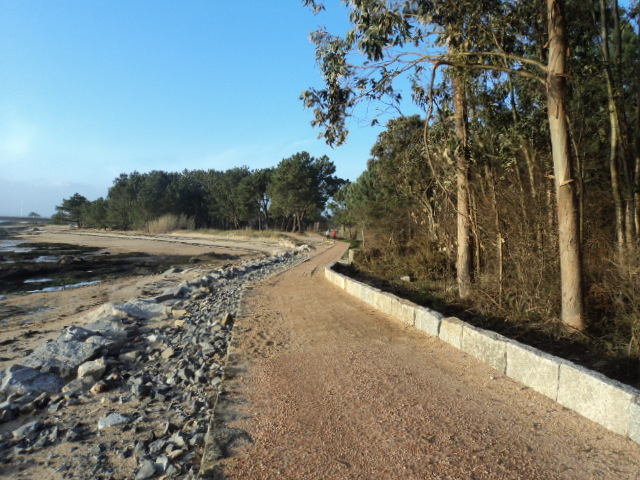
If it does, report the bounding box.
[146,214,194,234]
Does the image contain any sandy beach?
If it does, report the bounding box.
[0,226,300,371]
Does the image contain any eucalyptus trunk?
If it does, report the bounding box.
[600,0,627,257]
[546,0,585,330]
[453,73,472,299]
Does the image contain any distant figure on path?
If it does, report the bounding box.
[325,229,331,240]
[331,230,337,243]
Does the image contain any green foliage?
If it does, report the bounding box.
[82,197,109,229]
[53,193,89,227]
[54,157,345,234]
[268,152,346,232]
[303,0,640,374]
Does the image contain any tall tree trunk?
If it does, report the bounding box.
[600,0,627,258]
[453,73,472,299]
[566,114,585,244]
[546,0,585,330]
[486,164,504,302]
[636,68,640,238]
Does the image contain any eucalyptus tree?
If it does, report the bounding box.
[302,0,586,330]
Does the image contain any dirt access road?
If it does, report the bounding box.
[219,242,640,479]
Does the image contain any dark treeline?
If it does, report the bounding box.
[53,152,346,233]
[306,0,640,371]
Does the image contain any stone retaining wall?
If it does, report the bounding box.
[325,262,640,445]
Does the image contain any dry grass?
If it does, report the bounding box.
[146,214,194,234]
[347,241,640,388]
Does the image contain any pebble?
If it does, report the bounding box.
[97,412,132,429]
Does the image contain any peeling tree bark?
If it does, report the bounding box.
[546,0,585,330]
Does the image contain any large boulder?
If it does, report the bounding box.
[84,315,136,341]
[0,365,65,395]
[114,299,168,320]
[20,337,111,379]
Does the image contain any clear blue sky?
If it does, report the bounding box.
[0,1,417,217]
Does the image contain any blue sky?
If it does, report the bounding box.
[0,1,418,217]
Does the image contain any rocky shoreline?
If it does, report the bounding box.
[0,244,315,479]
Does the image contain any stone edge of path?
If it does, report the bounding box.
[325,261,640,446]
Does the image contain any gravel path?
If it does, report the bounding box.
[218,242,640,479]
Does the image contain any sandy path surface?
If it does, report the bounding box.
[18,227,296,256]
[219,242,640,479]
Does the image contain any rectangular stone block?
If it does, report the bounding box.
[506,341,561,400]
[629,398,640,444]
[372,290,394,315]
[344,278,366,299]
[324,267,345,289]
[461,325,507,374]
[372,292,414,326]
[414,306,442,337]
[360,283,380,308]
[557,362,639,436]
[439,317,465,349]
[392,298,416,326]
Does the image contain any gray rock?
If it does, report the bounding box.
[163,267,183,275]
[148,438,167,454]
[12,419,43,440]
[0,402,17,424]
[21,340,105,379]
[119,351,140,364]
[98,412,132,429]
[62,377,96,397]
[161,347,175,359]
[59,325,96,342]
[135,459,157,480]
[84,315,134,340]
[0,365,66,395]
[115,299,168,320]
[64,426,84,442]
[155,454,170,472]
[77,357,107,380]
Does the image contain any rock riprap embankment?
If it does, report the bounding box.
[0,245,313,479]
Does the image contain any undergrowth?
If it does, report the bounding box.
[343,248,640,389]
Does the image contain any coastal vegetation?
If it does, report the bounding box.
[302,0,640,384]
[52,152,346,234]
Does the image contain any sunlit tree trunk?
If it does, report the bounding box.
[453,73,472,299]
[486,164,504,302]
[636,76,640,237]
[600,0,627,258]
[546,0,585,330]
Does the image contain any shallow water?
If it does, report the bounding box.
[0,239,31,253]
[27,280,101,294]
[23,278,55,284]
